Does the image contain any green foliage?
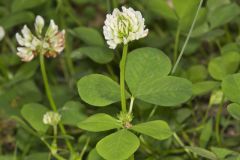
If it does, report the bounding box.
[227,103,240,120]
[125,47,192,106]
[1,0,240,159]
[96,129,140,160]
[11,0,47,12]
[186,146,218,160]
[72,27,105,46]
[21,103,49,133]
[131,120,172,140]
[77,74,124,106]
[78,113,121,132]
[222,73,240,104]
[72,47,114,64]
[208,52,240,80]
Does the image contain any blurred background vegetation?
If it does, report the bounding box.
[1,0,240,159]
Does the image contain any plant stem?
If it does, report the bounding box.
[128,96,135,114]
[39,54,58,111]
[39,54,74,154]
[120,44,128,113]
[171,0,203,74]
[79,137,90,160]
[173,27,180,64]
[173,133,192,158]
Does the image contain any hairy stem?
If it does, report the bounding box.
[120,44,128,113]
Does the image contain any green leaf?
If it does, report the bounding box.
[25,152,49,160]
[187,65,208,82]
[200,119,213,147]
[78,113,121,132]
[173,0,207,31]
[126,48,172,92]
[227,103,240,120]
[87,148,104,160]
[0,156,14,160]
[96,130,140,160]
[78,74,124,107]
[173,0,199,19]
[72,47,114,64]
[60,101,87,126]
[208,52,240,80]
[144,0,177,20]
[208,3,240,29]
[0,12,35,29]
[131,76,192,107]
[211,147,235,159]
[11,0,47,12]
[0,80,42,116]
[8,61,38,85]
[131,120,172,140]
[21,103,49,133]
[222,73,240,104]
[193,81,220,96]
[72,27,104,46]
[186,146,218,160]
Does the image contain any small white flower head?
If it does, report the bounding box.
[103,6,148,49]
[15,15,65,62]
[43,111,61,126]
[0,26,5,41]
[16,25,41,62]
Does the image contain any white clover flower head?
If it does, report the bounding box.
[15,15,65,62]
[103,6,148,49]
[16,25,41,62]
[0,26,5,41]
[43,111,61,126]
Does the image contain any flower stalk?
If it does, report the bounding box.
[120,44,128,113]
[39,53,74,155]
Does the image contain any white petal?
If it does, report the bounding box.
[35,15,45,36]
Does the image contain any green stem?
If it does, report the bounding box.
[39,54,74,154]
[173,133,193,158]
[120,44,128,113]
[171,0,203,74]
[39,54,57,111]
[173,27,181,64]
[41,138,66,160]
[79,137,90,160]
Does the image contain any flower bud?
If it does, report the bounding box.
[43,111,61,126]
[0,26,5,41]
[35,15,45,37]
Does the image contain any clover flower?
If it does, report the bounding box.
[0,26,5,41]
[43,111,61,126]
[103,7,148,49]
[16,15,65,62]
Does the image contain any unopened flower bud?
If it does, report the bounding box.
[43,111,61,126]
[0,26,5,41]
[35,15,45,37]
